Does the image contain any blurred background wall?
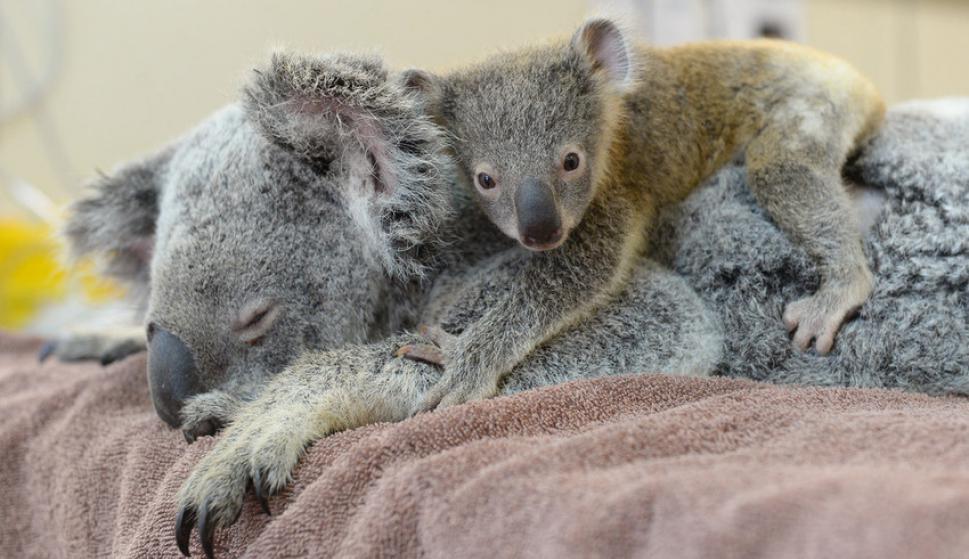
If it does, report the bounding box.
[1,0,967,332]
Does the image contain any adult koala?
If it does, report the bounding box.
[60,52,718,556]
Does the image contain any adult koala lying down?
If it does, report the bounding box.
[60,52,968,556]
[60,53,719,556]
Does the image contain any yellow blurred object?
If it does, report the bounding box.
[0,219,123,330]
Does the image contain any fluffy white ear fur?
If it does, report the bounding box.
[571,18,633,89]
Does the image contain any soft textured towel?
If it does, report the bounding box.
[3,332,969,558]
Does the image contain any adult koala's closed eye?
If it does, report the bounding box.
[61,53,456,436]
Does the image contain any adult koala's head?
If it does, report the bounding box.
[64,53,454,428]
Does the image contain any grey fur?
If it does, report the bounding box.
[175,81,966,556]
[653,100,969,394]
[176,97,968,554]
[57,49,965,554]
[62,52,459,415]
[395,19,883,408]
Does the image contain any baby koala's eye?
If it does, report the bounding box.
[563,152,581,172]
[477,172,496,190]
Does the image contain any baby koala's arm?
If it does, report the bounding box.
[409,192,645,409]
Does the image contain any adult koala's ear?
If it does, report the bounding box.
[244,51,454,279]
[63,147,171,286]
[571,18,634,90]
[245,52,419,195]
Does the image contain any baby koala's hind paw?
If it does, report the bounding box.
[783,287,866,355]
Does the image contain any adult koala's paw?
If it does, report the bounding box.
[180,391,243,444]
[39,329,146,365]
[174,395,331,557]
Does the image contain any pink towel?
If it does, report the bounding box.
[2,332,968,558]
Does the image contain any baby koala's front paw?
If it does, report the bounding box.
[783,273,872,354]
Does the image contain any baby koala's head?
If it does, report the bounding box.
[405,19,634,251]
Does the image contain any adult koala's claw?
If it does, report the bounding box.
[175,505,196,556]
[99,339,145,366]
[175,498,229,558]
[38,331,146,365]
[182,418,222,445]
[38,341,56,363]
[178,391,242,444]
[252,469,272,516]
[197,500,218,559]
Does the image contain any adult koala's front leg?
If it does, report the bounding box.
[40,325,146,365]
[173,257,720,557]
[174,334,437,558]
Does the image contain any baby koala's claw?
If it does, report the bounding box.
[395,324,457,367]
[783,277,870,354]
[396,344,447,366]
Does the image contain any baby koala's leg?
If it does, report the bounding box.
[745,107,874,354]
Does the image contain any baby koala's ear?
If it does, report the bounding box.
[399,68,445,120]
[571,18,633,89]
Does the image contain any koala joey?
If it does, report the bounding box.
[398,18,884,408]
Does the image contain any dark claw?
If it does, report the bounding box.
[100,340,146,366]
[396,344,447,367]
[38,341,56,363]
[252,469,271,515]
[175,506,196,557]
[196,419,220,438]
[197,500,217,559]
[183,418,220,445]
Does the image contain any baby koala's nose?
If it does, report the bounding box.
[522,226,563,249]
[146,323,204,428]
[516,178,563,251]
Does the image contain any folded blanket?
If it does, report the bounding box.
[3,332,969,558]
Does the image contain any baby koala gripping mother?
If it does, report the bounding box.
[400,18,883,407]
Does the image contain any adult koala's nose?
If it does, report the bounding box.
[515,178,563,251]
[146,324,203,428]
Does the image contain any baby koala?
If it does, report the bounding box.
[399,18,883,408]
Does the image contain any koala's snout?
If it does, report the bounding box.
[146,324,203,428]
[515,178,563,251]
